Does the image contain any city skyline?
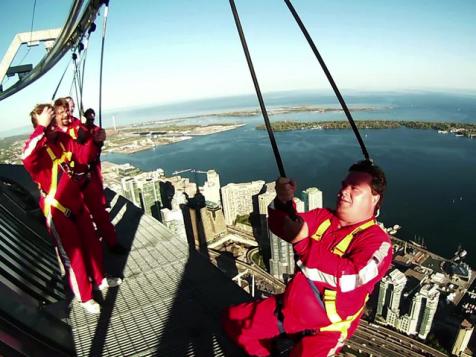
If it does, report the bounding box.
[1,0,476,132]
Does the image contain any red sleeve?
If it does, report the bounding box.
[71,135,99,165]
[21,126,47,177]
[267,200,327,244]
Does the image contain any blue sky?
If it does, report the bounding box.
[0,0,475,133]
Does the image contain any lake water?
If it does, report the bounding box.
[104,91,476,265]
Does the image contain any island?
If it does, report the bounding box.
[256,120,476,138]
[104,123,244,154]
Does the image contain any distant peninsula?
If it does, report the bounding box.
[256,120,476,138]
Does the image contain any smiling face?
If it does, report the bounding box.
[66,97,75,116]
[336,171,380,226]
[54,105,70,130]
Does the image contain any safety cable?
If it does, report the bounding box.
[98,0,110,128]
[51,57,72,100]
[284,0,371,161]
[72,52,83,115]
[18,0,37,65]
[79,23,97,114]
[75,40,87,116]
[71,53,83,114]
[229,0,287,177]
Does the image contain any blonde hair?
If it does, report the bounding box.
[30,104,54,128]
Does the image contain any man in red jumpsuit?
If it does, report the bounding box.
[22,104,121,314]
[222,161,392,356]
[55,99,127,254]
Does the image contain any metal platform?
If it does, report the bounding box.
[0,165,250,356]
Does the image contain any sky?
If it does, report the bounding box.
[0,0,475,133]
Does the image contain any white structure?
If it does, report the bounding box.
[302,187,323,211]
[160,207,185,236]
[376,269,407,325]
[415,284,440,339]
[221,181,265,225]
[394,284,440,339]
[258,190,275,215]
[452,319,474,356]
[200,170,221,205]
[294,197,305,213]
[1,29,61,84]
[256,184,295,282]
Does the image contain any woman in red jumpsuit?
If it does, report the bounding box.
[22,104,120,314]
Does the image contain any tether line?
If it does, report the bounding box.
[229,0,287,177]
[284,0,371,161]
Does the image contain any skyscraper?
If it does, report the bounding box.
[200,170,221,205]
[392,284,440,339]
[302,187,323,211]
[221,181,265,225]
[138,178,162,218]
[415,284,440,339]
[452,319,474,356]
[376,269,407,324]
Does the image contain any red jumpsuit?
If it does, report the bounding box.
[223,204,392,357]
[22,125,105,302]
[67,119,118,247]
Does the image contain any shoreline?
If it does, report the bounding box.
[256,120,476,138]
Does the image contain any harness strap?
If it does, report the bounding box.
[43,144,74,219]
[300,218,376,337]
[332,220,376,257]
[311,218,330,241]
[320,295,369,340]
[274,294,286,335]
[69,127,77,139]
[323,290,341,323]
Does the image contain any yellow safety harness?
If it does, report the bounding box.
[68,127,77,140]
[311,218,375,339]
[43,142,74,219]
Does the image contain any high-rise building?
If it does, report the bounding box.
[138,178,162,218]
[294,197,305,213]
[221,181,265,225]
[201,170,221,205]
[200,202,227,242]
[167,175,197,198]
[394,284,440,339]
[121,177,140,207]
[257,186,297,282]
[302,187,323,211]
[121,175,162,219]
[376,269,407,323]
[269,230,294,282]
[452,319,474,356]
[115,163,141,177]
[160,207,185,236]
[415,284,440,339]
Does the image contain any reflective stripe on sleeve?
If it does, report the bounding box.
[297,259,337,287]
[338,241,391,292]
[21,132,45,160]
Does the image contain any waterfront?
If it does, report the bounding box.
[103,92,476,265]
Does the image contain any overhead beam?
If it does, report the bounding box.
[0,29,61,86]
[0,0,105,102]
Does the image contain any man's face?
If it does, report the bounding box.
[336,171,379,224]
[66,98,75,115]
[54,106,70,130]
[86,112,95,125]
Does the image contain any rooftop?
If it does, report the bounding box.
[0,164,250,356]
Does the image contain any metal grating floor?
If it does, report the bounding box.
[68,193,249,357]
